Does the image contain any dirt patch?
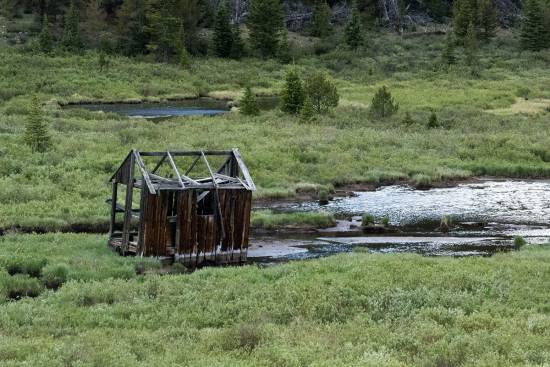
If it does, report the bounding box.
[487,98,550,115]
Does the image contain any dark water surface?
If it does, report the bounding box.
[66,97,279,120]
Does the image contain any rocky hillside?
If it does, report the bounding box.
[230,0,522,30]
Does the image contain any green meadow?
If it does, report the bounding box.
[1,32,550,230]
[1,234,550,366]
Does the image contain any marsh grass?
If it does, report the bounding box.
[251,210,336,229]
[0,234,549,365]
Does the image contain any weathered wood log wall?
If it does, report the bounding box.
[137,188,252,265]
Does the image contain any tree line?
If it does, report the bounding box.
[3,0,550,61]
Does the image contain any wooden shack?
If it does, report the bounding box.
[107,149,255,266]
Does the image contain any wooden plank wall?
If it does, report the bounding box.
[139,189,252,265]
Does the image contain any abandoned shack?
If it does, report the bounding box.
[108,149,255,266]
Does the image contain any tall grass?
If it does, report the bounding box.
[0,234,549,365]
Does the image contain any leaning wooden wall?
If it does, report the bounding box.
[138,188,252,266]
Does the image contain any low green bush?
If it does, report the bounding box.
[41,263,69,290]
[362,213,376,226]
[2,257,47,277]
[2,274,43,300]
[251,210,336,229]
[514,236,527,250]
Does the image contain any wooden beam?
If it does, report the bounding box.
[166,151,186,189]
[232,148,256,191]
[201,151,226,245]
[109,182,118,237]
[139,151,233,157]
[122,152,135,255]
[134,151,156,194]
[151,154,167,174]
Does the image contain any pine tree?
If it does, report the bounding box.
[300,96,316,123]
[38,14,53,53]
[277,30,292,64]
[240,87,260,116]
[304,71,339,114]
[477,0,498,41]
[180,46,191,69]
[117,0,148,56]
[345,0,364,49]
[370,86,398,118]
[62,0,84,52]
[230,24,245,59]
[453,0,477,41]
[248,0,284,58]
[311,0,332,38]
[464,21,479,68]
[281,68,305,114]
[521,0,547,51]
[441,32,456,65]
[145,0,183,62]
[24,96,51,153]
[213,0,233,57]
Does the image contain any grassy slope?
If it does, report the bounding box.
[1,32,550,230]
[0,234,549,366]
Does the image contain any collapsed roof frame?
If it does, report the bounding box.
[109,149,256,193]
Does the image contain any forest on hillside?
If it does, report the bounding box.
[1,0,549,62]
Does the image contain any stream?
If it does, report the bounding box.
[65,97,280,120]
[249,180,550,262]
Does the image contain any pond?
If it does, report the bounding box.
[65,97,280,120]
[250,180,550,262]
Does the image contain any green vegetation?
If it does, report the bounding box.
[345,0,364,49]
[281,68,305,114]
[248,0,284,58]
[311,0,332,38]
[514,236,527,249]
[0,233,549,365]
[370,85,399,118]
[521,0,549,51]
[0,30,549,230]
[23,95,51,153]
[239,86,260,116]
[251,210,336,229]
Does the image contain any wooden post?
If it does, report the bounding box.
[122,153,135,255]
[109,182,118,237]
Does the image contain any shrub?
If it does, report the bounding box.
[240,87,260,116]
[516,87,531,100]
[381,216,390,226]
[4,257,47,278]
[514,236,527,250]
[41,264,69,290]
[237,324,263,351]
[304,71,339,114]
[5,275,43,300]
[370,86,398,118]
[401,112,415,125]
[362,213,376,226]
[427,111,440,128]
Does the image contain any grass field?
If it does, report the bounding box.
[0,233,549,366]
[1,32,550,230]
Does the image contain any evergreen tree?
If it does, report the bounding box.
[370,86,398,118]
[248,0,284,58]
[345,0,364,49]
[38,14,53,53]
[477,0,498,41]
[62,0,84,52]
[98,51,109,71]
[311,0,332,38]
[304,71,339,114]
[453,0,477,41]
[277,30,292,64]
[180,45,191,69]
[230,24,245,59]
[464,21,479,68]
[281,68,305,114]
[441,32,456,65]
[240,86,260,116]
[145,0,183,62]
[521,0,547,51]
[300,96,316,123]
[117,0,148,55]
[213,0,233,58]
[24,95,51,153]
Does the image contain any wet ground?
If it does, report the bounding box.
[249,180,550,263]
